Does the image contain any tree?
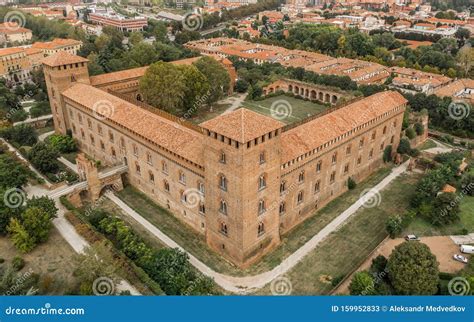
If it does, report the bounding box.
[429,192,460,226]
[0,153,30,188]
[414,122,424,136]
[461,174,474,196]
[27,142,60,174]
[26,196,57,220]
[0,125,37,147]
[405,127,416,139]
[7,218,35,253]
[349,271,376,295]
[176,64,210,116]
[193,56,230,105]
[46,134,77,153]
[383,145,392,163]
[235,79,249,93]
[19,206,53,244]
[387,242,439,295]
[386,215,403,238]
[74,242,118,295]
[397,138,411,155]
[370,255,388,276]
[139,61,186,115]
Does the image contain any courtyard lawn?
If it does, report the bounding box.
[418,139,437,151]
[188,102,232,124]
[242,95,328,124]
[112,166,395,277]
[256,172,422,295]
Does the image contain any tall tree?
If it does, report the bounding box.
[192,56,230,105]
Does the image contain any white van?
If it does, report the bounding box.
[460,245,474,254]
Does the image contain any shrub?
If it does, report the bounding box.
[386,215,403,238]
[12,255,25,271]
[397,138,411,155]
[46,134,77,153]
[27,142,60,174]
[405,127,416,140]
[347,177,356,190]
[349,271,375,295]
[331,274,345,287]
[383,145,392,163]
[370,255,388,275]
[414,122,424,136]
[0,124,38,147]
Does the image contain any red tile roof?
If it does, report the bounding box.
[201,108,284,143]
[41,51,88,67]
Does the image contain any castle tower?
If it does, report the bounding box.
[201,109,284,268]
[42,52,90,134]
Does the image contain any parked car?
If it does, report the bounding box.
[405,235,420,241]
[453,254,468,264]
[460,245,474,254]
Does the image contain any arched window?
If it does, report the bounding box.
[219,174,227,191]
[346,145,351,155]
[371,130,376,140]
[81,129,85,139]
[298,170,305,183]
[332,152,337,164]
[316,160,322,172]
[133,144,138,156]
[297,191,304,204]
[198,181,205,195]
[359,138,364,148]
[135,162,141,174]
[162,161,168,174]
[258,174,266,190]
[257,222,265,236]
[111,147,116,158]
[220,151,226,164]
[259,151,266,164]
[179,171,186,184]
[163,180,170,192]
[383,126,387,134]
[220,222,228,235]
[219,200,228,215]
[109,131,114,143]
[258,199,266,215]
[120,137,126,151]
[314,180,320,193]
[146,152,152,165]
[330,171,336,183]
[89,134,95,145]
[279,202,286,215]
[149,171,154,183]
[280,181,286,194]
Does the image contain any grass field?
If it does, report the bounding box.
[403,195,474,236]
[0,227,78,295]
[111,166,394,277]
[242,95,328,124]
[256,172,422,295]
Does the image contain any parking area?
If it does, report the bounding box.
[334,236,468,294]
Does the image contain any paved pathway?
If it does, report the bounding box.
[105,161,409,294]
[38,130,55,142]
[13,114,52,126]
[58,156,78,173]
[221,93,247,114]
[24,184,141,295]
[424,139,454,155]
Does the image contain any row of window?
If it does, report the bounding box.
[220,222,265,237]
[219,150,266,165]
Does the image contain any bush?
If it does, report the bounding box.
[0,124,38,147]
[414,122,424,136]
[370,255,388,275]
[383,145,392,163]
[405,127,416,140]
[349,271,375,295]
[331,274,345,287]
[397,138,411,155]
[235,79,249,93]
[12,256,25,271]
[347,177,356,190]
[27,142,60,174]
[46,134,77,153]
[386,215,403,238]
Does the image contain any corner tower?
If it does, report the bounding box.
[42,52,90,134]
[201,109,284,268]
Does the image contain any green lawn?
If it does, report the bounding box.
[418,139,437,151]
[255,172,422,295]
[242,95,329,124]
[188,102,232,124]
[112,166,394,277]
[404,195,474,237]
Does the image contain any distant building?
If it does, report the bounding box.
[0,47,30,84]
[89,12,148,32]
[0,22,33,45]
[31,38,83,56]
